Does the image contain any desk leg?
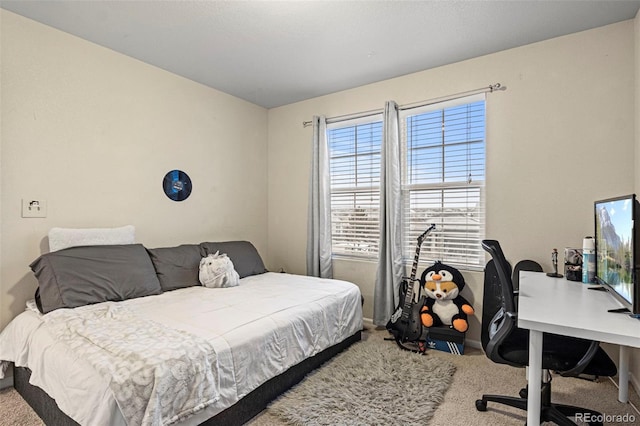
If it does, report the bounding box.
[528,330,543,426]
[619,345,630,403]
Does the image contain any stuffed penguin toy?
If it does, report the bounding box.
[419,261,475,333]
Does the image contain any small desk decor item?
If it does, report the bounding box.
[564,247,583,281]
[547,248,563,278]
[582,237,596,283]
[162,169,192,201]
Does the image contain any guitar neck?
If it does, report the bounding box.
[401,225,435,316]
[407,224,435,282]
[401,246,422,315]
[408,246,422,282]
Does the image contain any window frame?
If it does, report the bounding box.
[327,115,383,260]
[400,94,486,271]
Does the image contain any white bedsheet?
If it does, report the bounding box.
[0,272,362,426]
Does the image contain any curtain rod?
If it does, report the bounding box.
[302,83,504,128]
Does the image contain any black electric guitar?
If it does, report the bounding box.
[386,224,436,351]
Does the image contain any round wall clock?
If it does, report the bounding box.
[162,169,192,201]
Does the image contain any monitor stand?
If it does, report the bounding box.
[608,307,631,314]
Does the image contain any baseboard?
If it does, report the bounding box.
[465,338,482,350]
[629,371,640,398]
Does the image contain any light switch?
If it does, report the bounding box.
[22,199,47,218]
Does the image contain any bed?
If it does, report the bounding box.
[0,228,363,426]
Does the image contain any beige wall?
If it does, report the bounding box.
[0,10,268,330]
[268,21,636,346]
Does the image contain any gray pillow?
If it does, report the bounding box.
[31,244,162,314]
[199,241,267,278]
[146,244,202,291]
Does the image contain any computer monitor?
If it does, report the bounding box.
[594,194,640,314]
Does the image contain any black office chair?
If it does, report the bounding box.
[476,240,617,426]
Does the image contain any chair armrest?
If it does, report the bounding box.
[486,310,520,367]
[559,340,600,377]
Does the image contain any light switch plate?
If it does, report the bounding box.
[22,199,47,218]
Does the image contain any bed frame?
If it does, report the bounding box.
[14,331,361,426]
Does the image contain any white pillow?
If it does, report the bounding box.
[48,225,135,252]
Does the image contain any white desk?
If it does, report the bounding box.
[518,271,640,426]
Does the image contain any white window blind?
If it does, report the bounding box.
[401,94,486,270]
[328,118,383,258]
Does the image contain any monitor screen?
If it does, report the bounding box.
[594,194,638,313]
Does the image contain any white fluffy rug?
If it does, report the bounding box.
[267,340,456,425]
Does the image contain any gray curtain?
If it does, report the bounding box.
[306,115,333,278]
[373,101,404,326]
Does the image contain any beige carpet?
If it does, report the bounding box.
[1,327,639,425]
[0,386,43,426]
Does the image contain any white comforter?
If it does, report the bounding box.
[45,303,220,426]
[0,272,363,426]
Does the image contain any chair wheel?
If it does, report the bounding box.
[475,399,487,411]
[519,388,528,398]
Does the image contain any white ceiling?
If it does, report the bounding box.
[2,0,640,108]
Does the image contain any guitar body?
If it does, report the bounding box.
[386,281,424,342]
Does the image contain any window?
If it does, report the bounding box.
[401,95,486,270]
[328,118,383,258]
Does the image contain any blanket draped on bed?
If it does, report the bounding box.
[44,303,220,426]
